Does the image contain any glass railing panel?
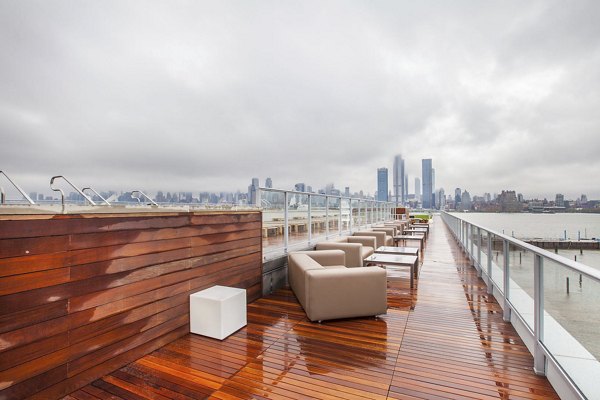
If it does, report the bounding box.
[287,193,309,250]
[507,243,534,329]
[466,225,472,257]
[480,229,489,275]
[328,197,341,237]
[340,198,351,233]
[310,195,327,242]
[351,199,360,231]
[490,234,504,293]
[542,259,600,397]
[472,226,479,264]
[261,191,286,254]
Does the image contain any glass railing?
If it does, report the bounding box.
[260,188,397,260]
[442,211,600,400]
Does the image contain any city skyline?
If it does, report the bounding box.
[2,2,600,199]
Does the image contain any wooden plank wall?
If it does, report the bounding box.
[0,211,262,400]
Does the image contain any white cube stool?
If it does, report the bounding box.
[190,285,247,340]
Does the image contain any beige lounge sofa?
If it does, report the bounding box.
[315,236,375,267]
[352,230,393,247]
[288,250,387,322]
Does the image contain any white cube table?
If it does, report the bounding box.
[190,285,247,340]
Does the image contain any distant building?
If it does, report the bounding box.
[265,177,272,188]
[247,178,259,205]
[344,187,350,197]
[294,183,305,192]
[454,188,462,207]
[422,159,433,209]
[415,178,421,202]
[581,194,588,204]
[460,190,472,211]
[555,193,565,207]
[437,188,445,210]
[499,190,521,213]
[404,175,409,202]
[393,154,405,205]
[377,167,388,201]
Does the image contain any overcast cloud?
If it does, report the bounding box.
[1,0,600,199]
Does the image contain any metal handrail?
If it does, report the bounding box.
[258,187,394,205]
[441,210,599,399]
[50,176,97,206]
[0,170,35,204]
[260,187,396,258]
[82,187,111,206]
[442,211,600,283]
[130,190,158,206]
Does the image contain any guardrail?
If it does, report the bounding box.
[441,211,600,400]
[0,170,35,205]
[259,187,398,259]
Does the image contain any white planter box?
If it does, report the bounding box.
[190,285,247,340]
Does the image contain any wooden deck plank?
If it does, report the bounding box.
[67,216,559,399]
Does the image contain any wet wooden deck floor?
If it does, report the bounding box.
[65,216,559,399]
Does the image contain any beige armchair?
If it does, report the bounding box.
[288,250,387,322]
[372,227,396,241]
[315,236,375,267]
[352,230,392,247]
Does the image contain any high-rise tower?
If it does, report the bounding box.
[422,159,433,209]
[377,168,388,201]
[415,177,421,202]
[393,155,405,205]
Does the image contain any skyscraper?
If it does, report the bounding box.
[422,159,433,209]
[377,167,388,201]
[415,178,421,201]
[265,177,272,188]
[247,177,259,205]
[392,154,405,205]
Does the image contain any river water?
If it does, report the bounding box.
[453,212,600,270]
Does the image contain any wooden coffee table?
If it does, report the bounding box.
[364,253,419,288]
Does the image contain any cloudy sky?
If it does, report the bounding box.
[2,1,600,200]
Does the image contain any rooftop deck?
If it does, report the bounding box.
[64,217,559,399]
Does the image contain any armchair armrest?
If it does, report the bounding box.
[292,250,346,267]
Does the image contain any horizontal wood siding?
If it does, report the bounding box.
[0,211,262,400]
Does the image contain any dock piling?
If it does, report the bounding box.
[566,277,570,294]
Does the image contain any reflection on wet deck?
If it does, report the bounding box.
[68,217,559,399]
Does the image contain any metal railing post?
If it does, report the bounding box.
[308,193,312,245]
[325,195,329,238]
[503,239,511,321]
[349,200,353,234]
[338,196,342,237]
[284,191,289,253]
[487,233,493,294]
[477,227,482,276]
[469,224,474,261]
[533,254,546,375]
